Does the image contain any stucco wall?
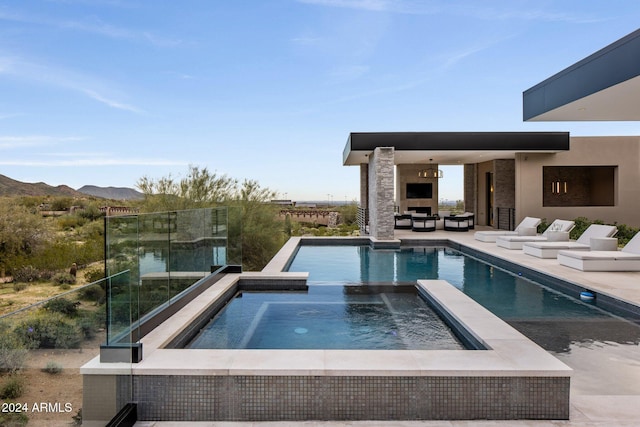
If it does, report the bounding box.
[515,136,640,228]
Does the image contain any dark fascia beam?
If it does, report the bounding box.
[346,131,569,152]
[523,29,640,121]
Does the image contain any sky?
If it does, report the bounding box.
[1,1,640,202]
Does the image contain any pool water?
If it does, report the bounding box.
[187,285,464,350]
[287,245,640,395]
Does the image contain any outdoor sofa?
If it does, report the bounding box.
[557,232,640,271]
[474,216,541,243]
[411,213,437,232]
[443,212,475,231]
[394,212,413,229]
[495,219,575,250]
[522,224,618,259]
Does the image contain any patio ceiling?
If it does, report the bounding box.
[524,29,640,122]
[343,132,569,166]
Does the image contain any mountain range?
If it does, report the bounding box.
[0,174,143,200]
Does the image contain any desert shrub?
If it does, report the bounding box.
[50,197,73,211]
[72,408,82,425]
[52,272,76,285]
[43,297,79,317]
[76,312,101,340]
[614,222,640,246]
[0,411,29,427]
[78,204,104,221]
[37,269,55,281]
[79,283,106,304]
[58,214,87,230]
[573,217,605,236]
[42,361,63,374]
[12,282,27,292]
[14,312,82,349]
[338,203,358,225]
[84,267,106,284]
[12,266,41,283]
[0,375,25,399]
[0,331,28,373]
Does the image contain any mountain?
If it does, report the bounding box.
[77,185,144,200]
[0,174,85,197]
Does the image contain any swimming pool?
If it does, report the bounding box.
[287,245,640,395]
[187,284,465,350]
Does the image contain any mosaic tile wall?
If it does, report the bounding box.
[132,375,570,421]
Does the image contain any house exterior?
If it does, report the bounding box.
[345,29,640,240]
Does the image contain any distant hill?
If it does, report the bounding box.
[77,185,144,200]
[0,174,85,197]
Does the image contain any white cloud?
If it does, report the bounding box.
[0,8,183,48]
[296,0,605,23]
[0,55,145,113]
[82,89,145,114]
[0,135,85,149]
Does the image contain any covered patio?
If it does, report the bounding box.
[343,131,570,240]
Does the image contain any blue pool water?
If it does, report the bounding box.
[285,245,640,395]
[286,245,609,324]
[187,284,464,350]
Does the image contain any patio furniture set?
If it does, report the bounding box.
[474,216,640,272]
[394,211,475,232]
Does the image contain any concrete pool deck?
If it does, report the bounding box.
[117,229,639,426]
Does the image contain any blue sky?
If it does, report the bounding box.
[1,1,639,201]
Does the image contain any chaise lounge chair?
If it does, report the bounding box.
[474,216,541,243]
[522,224,618,259]
[495,219,575,250]
[557,232,640,271]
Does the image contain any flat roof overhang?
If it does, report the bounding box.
[342,131,569,165]
[524,29,640,121]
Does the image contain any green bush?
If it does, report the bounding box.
[14,312,83,349]
[0,411,29,427]
[0,375,25,399]
[12,266,41,283]
[0,332,28,373]
[42,361,63,374]
[52,272,76,285]
[614,222,640,246]
[76,311,102,340]
[43,297,80,317]
[58,214,87,230]
[12,282,27,292]
[84,267,106,284]
[79,283,106,304]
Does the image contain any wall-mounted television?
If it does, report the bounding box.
[406,183,432,199]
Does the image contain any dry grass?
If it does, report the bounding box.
[0,266,99,316]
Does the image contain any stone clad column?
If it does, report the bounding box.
[368,147,395,240]
[360,163,369,212]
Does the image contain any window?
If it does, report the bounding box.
[543,166,615,207]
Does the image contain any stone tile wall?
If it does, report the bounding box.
[368,147,395,240]
[131,374,569,421]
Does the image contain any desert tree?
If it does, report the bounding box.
[136,166,285,270]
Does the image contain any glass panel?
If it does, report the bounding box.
[105,215,139,343]
[227,206,243,267]
[0,278,108,424]
[103,206,242,347]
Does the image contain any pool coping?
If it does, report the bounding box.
[81,238,570,379]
